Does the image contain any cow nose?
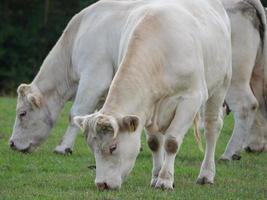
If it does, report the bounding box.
[9,140,15,149]
[96,182,110,190]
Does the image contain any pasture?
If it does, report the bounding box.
[0,97,266,200]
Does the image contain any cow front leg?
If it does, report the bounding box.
[221,86,258,160]
[155,94,203,190]
[54,65,113,154]
[54,90,106,154]
[146,132,164,187]
[54,124,80,154]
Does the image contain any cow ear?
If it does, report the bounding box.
[74,116,88,131]
[27,93,42,108]
[120,115,139,132]
[17,84,31,96]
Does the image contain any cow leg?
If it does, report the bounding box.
[221,25,260,160]
[54,125,79,154]
[221,86,258,160]
[155,93,203,190]
[54,64,113,154]
[146,132,164,187]
[196,91,225,184]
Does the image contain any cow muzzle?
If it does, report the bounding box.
[9,140,34,153]
[96,182,110,190]
[96,181,120,190]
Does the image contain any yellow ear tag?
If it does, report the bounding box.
[129,124,135,132]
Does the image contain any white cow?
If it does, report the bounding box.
[74,0,232,190]
[220,0,267,160]
[10,0,267,159]
[10,0,143,153]
[246,7,267,152]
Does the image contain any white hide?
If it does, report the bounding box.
[221,0,267,160]
[75,0,231,189]
[10,0,267,159]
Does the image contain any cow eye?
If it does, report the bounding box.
[109,144,117,154]
[19,111,27,118]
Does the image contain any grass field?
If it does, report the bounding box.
[0,97,266,200]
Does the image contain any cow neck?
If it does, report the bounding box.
[101,54,166,123]
[32,37,77,121]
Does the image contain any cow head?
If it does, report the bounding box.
[244,111,267,152]
[74,113,141,190]
[9,83,53,153]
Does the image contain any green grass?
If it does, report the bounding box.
[0,97,266,200]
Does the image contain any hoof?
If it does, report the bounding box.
[244,146,253,153]
[150,178,158,188]
[151,177,174,188]
[196,177,213,185]
[155,183,174,190]
[232,154,241,160]
[244,146,260,153]
[155,178,174,190]
[219,155,231,162]
[244,146,265,153]
[65,148,73,154]
[54,147,73,155]
[87,165,96,170]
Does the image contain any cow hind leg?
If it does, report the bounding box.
[221,86,258,160]
[196,90,225,184]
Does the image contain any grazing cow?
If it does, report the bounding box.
[74,0,232,190]
[10,0,267,158]
[245,7,267,152]
[220,0,267,160]
[9,0,144,153]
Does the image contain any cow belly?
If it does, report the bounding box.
[146,96,181,134]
